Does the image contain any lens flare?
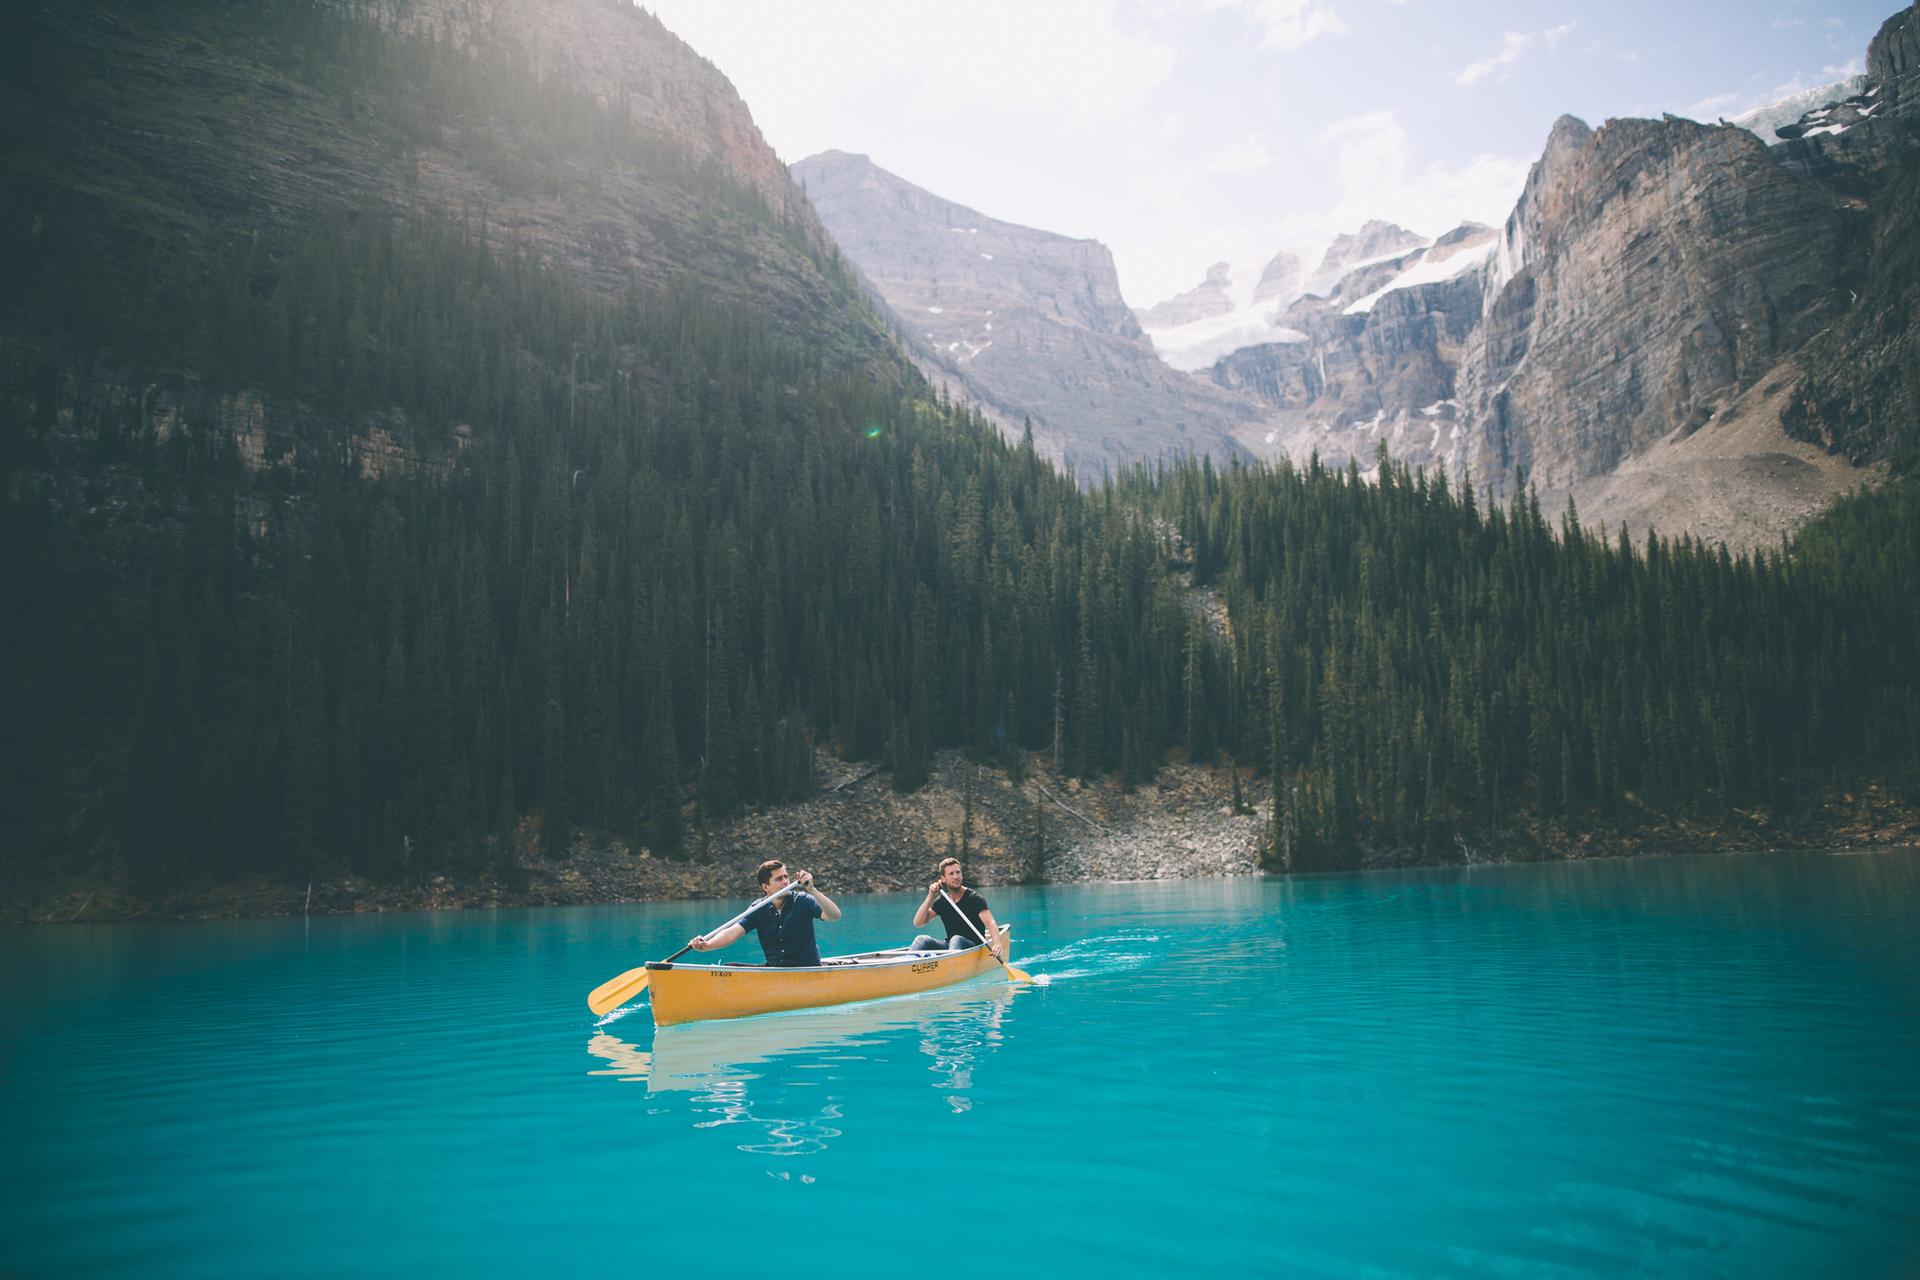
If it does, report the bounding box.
[865,426,883,439]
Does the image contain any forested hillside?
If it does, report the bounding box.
[1130,453,1920,869]
[1,194,1200,890]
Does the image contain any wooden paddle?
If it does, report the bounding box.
[946,890,1033,983]
[587,879,803,1016]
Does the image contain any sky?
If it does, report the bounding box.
[640,0,1895,307]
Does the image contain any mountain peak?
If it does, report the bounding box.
[1253,250,1304,306]
[1136,262,1238,328]
[1304,222,1428,298]
[1545,114,1595,157]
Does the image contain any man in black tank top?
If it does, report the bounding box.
[910,856,1004,958]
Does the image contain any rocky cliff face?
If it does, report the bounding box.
[0,0,884,369]
[1777,3,1920,466]
[363,0,809,227]
[1200,224,1490,476]
[1455,113,1852,492]
[793,150,1268,471]
[1868,3,1920,103]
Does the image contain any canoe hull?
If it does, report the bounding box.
[646,926,1012,1027]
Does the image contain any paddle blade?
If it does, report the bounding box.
[1003,963,1034,983]
[587,966,651,1016]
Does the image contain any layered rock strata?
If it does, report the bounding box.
[1455,114,1851,492]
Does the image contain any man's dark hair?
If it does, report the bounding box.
[936,856,961,875]
[756,859,787,888]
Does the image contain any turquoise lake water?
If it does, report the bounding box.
[3,850,1918,1277]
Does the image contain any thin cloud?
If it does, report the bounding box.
[1544,22,1575,52]
[1114,109,1532,304]
[1455,32,1533,88]
[1177,0,1346,52]
[1206,134,1275,173]
[1684,92,1741,120]
[1272,110,1532,249]
[1242,0,1345,49]
[1128,170,1202,227]
[644,0,1178,150]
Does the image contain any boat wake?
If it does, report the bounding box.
[1017,932,1162,983]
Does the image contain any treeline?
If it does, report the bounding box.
[1125,453,1920,869]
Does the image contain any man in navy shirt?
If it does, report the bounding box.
[911,856,1005,958]
[689,860,841,966]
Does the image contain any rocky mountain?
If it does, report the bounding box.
[1454,113,1848,492]
[1138,222,1443,376]
[1136,249,1304,323]
[1183,4,1920,547]
[1302,221,1428,299]
[792,150,1269,471]
[1252,250,1305,305]
[1731,75,1871,143]
[1136,252,1315,375]
[1776,2,1920,467]
[1204,221,1489,467]
[1135,262,1237,328]
[0,0,891,377]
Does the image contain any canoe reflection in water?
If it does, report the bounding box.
[587,982,1020,1151]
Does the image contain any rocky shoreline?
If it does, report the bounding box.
[3,749,1266,925]
[6,750,1916,925]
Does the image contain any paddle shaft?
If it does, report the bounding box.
[942,888,1028,981]
[674,877,803,961]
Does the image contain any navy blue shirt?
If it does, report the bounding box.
[739,891,824,966]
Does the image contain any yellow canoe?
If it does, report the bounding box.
[643,926,1013,1027]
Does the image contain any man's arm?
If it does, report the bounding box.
[690,922,746,952]
[976,907,1003,958]
[797,872,842,922]
[912,882,941,929]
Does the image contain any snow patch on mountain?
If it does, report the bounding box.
[1144,301,1308,373]
[1302,221,1429,299]
[1344,237,1496,315]
[1729,75,1868,142]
